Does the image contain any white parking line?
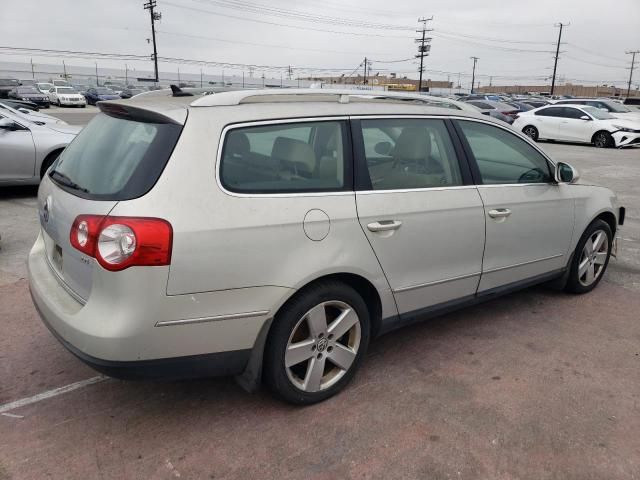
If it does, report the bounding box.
[0,376,106,414]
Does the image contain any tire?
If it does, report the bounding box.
[522,125,539,141]
[592,131,613,148]
[57,100,61,107]
[264,281,371,405]
[564,219,612,294]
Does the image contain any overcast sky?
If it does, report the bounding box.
[1,0,639,87]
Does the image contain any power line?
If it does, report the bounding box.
[551,22,569,95]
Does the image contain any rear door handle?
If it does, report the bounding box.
[488,208,512,219]
[367,220,403,232]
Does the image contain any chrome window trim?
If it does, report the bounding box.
[357,185,478,195]
[483,253,564,274]
[215,116,354,199]
[393,271,481,294]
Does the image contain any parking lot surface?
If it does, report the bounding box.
[0,139,639,479]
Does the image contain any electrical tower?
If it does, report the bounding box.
[626,50,639,98]
[470,57,479,94]
[143,0,161,83]
[415,17,433,92]
[550,22,569,96]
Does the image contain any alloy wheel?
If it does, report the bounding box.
[523,126,537,140]
[284,300,361,392]
[577,229,609,286]
[594,133,609,148]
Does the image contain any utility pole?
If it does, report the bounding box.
[143,0,161,84]
[200,68,203,87]
[125,64,128,85]
[626,50,639,98]
[30,58,35,79]
[242,71,245,88]
[363,57,367,85]
[470,56,479,94]
[177,66,181,84]
[62,60,67,79]
[415,17,433,93]
[551,22,569,95]
[95,62,99,86]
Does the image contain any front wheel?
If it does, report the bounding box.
[264,281,370,405]
[522,125,539,141]
[565,219,612,293]
[592,131,613,148]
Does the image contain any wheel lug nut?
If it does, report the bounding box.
[318,333,324,339]
[317,353,322,359]
[327,346,333,353]
[312,345,316,351]
[328,334,333,339]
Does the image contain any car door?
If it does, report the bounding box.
[531,106,564,139]
[353,117,486,316]
[557,106,594,143]
[454,119,574,292]
[0,113,36,180]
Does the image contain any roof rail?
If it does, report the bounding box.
[189,88,444,107]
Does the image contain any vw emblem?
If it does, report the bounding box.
[317,337,328,352]
[43,196,52,223]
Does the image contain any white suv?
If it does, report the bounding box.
[28,90,624,404]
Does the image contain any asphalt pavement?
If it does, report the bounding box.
[0,137,639,479]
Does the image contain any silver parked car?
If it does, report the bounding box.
[0,108,81,185]
[29,90,624,404]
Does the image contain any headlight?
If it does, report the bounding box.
[22,97,29,101]
[612,125,639,133]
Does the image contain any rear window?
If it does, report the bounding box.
[49,113,182,200]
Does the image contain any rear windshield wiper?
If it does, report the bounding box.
[49,170,91,194]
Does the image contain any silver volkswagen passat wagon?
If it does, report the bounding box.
[29,89,625,404]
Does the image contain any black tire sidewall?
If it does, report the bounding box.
[593,131,613,148]
[565,219,612,293]
[264,281,371,405]
[523,126,538,141]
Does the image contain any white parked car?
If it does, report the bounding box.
[28,89,624,404]
[47,86,87,107]
[36,82,54,95]
[0,108,81,185]
[513,104,640,148]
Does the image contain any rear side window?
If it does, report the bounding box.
[457,120,552,185]
[220,121,350,194]
[535,107,564,117]
[50,113,182,200]
[359,118,463,190]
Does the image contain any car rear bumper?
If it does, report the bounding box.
[28,230,286,379]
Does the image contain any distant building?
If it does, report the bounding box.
[302,74,452,92]
[476,83,638,97]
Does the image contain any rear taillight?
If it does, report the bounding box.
[70,215,172,271]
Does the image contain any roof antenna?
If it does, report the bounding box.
[170,84,193,97]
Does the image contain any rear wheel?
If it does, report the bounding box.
[264,281,370,405]
[522,125,539,141]
[592,131,613,148]
[565,219,612,293]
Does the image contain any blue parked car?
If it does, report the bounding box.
[83,87,121,105]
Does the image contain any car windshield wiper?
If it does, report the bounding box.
[49,170,90,193]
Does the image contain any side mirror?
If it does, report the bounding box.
[374,141,392,156]
[0,118,17,130]
[18,108,31,114]
[580,115,591,121]
[556,162,579,184]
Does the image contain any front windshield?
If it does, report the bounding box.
[96,88,115,94]
[57,87,77,93]
[602,101,631,113]
[37,83,53,90]
[583,106,614,120]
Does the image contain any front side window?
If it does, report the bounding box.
[220,121,348,194]
[563,107,587,119]
[457,120,552,185]
[359,118,463,190]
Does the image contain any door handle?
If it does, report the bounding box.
[488,208,512,219]
[367,220,403,232]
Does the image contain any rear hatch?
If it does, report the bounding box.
[38,105,184,302]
